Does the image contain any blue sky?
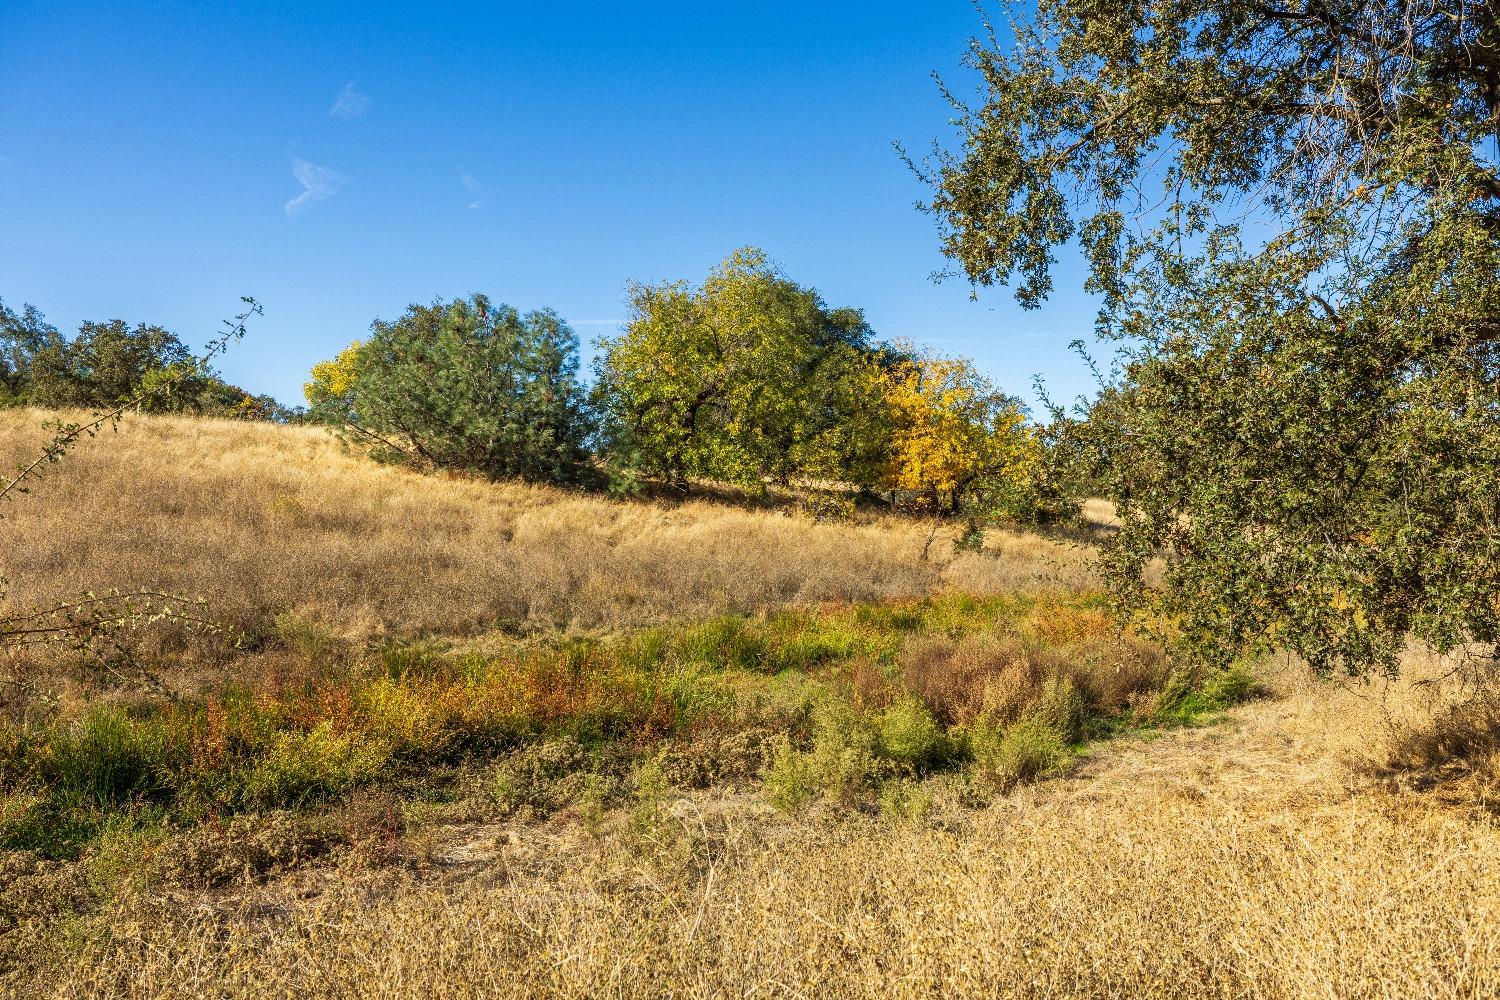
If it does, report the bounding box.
[0,0,1104,411]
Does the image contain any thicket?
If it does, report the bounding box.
[0,593,1255,860]
[0,299,289,421]
[307,252,1077,525]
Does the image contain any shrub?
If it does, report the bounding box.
[879,778,933,823]
[800,491,856,524]
[1199,664,1259,709]
[876,697,948,768]
[491,737,592,816]
[971,716,1069,791]
[1062,637,1170,713]
[765,703,884,810]
[355,679,449,759]
[764,736,817,812]
[244,723,392,807]
[953,521,985,554]
[806,704,881,805]
[902,636,1029,726]
[1027,675,1087,744]
[305,295,594,485]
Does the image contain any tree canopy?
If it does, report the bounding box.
[871,349,1038,516]
[0,298,287,419]
[593,248,887,491]
[919,1,1500,674]
[305,295,594,484]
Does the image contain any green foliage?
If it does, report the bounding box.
[763,736,817,811]
[879,778,933,823]
[306,294,594,484]
[919,1,1500,676]
[594,248,888,490]
[876,696,947,768]
[1151,664,1260,726]
[970,717,1069,791]
[0,300,284,419]
[45,708,177,809]
[244,724,394,808]
[953,520,985,554]
[1026,675,1086,746]
[0,299,63,404]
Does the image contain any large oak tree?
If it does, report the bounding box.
[918,1,1500,674]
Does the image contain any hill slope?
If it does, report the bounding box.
[2,410,1095,639]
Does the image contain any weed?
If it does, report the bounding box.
[971,716,1069,791]
[876,697,948,768]
[879,778,933,823]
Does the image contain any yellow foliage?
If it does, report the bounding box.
[870,350,1037,511]
[303,340,364,407]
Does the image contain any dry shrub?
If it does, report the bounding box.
[1386,685,1500,799]
[901,636,1030,725]
[846,658,898,712]
[1043,636,1170,714]
[977,658,1044,726]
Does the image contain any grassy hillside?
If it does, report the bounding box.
[2,410,1096,638]
[1,411,1496,999]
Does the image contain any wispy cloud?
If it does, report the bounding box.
[461,174,487,210]
[284,158,344,217]
[329,81,369,120]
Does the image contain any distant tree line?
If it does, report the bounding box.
[305,248,1076,525]
[0,299,294,421]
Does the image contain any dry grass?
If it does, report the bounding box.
[24,666,1499,1000]
[5,409,1497,999]
[1,410,1096,645]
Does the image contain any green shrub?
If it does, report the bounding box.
[1027,675,1087,744]
[876,697,948,768]
[1151,663,1258,724]
[628,754,670,835]
[807,704,881,805]
[879,778,933,823]
[491,737,592,816]
[1200,664,1259,708]
[953,520,985,554]
[765,703,883,810]
[764,736,817,812]
[244,723,392,807]
[971,716,1069,790]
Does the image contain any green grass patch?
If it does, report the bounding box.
[0,591,1261,854]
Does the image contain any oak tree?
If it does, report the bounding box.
[919,0,1500,674]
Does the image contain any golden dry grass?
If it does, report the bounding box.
[27,663,1499,1000]
[0,410,1096,642]
[6,410,1497,999]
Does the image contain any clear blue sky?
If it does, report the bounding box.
[0,0,1103,411]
